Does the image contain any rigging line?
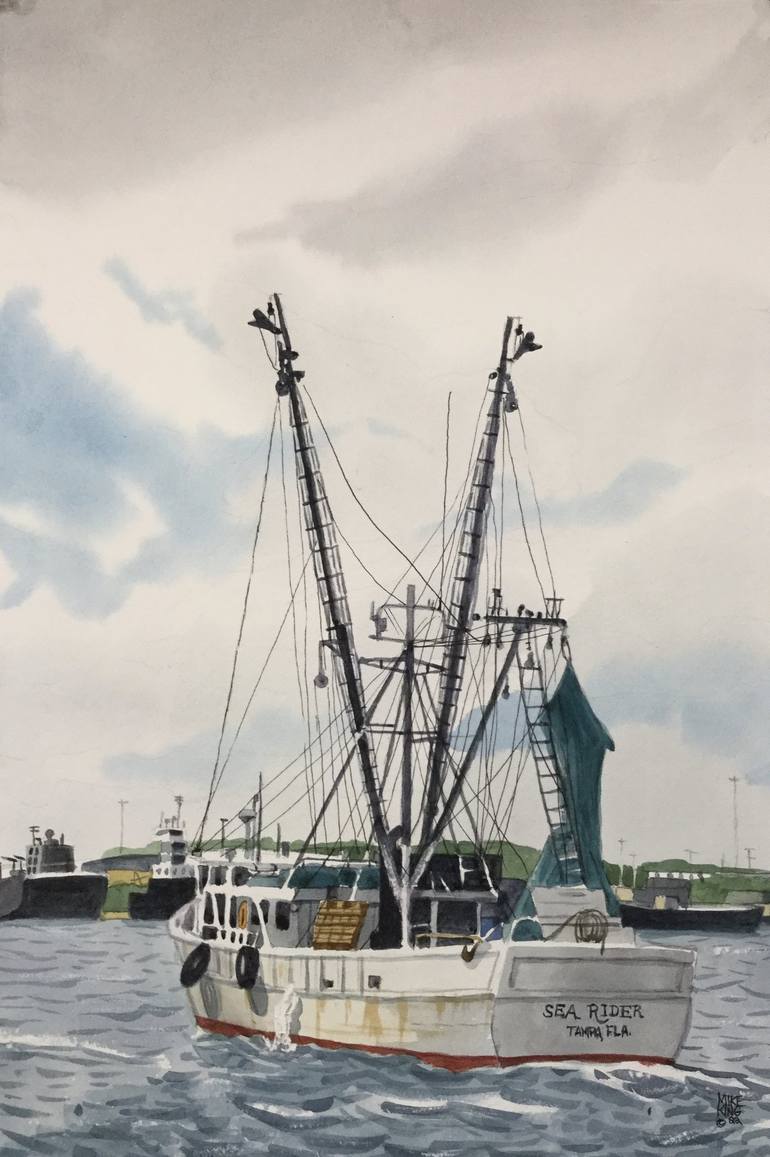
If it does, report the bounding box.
[259,328,278,371]
[412,673,483,851]
[196,400,279,847]
[330,667,369,843]
[504,417,547,607]
[278,405,316,832]
[490,691,524,825]
[439,391,452,602]
[499,413,505,595]
[294,466,322,845]
[195,700,362,854]
[207,552,313,810]
[416,382,489,606]
[302,383,451,620]
[255,667,391,817]
[516,403,557,599]
[198,670,383,851]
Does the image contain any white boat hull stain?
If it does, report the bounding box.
[171,907,693,1070]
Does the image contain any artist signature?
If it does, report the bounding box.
[716,1091,744,1127]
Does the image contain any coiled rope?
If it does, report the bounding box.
[547,908,609,955]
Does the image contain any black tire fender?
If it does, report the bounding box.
[180,942,211,988]
[235,945,260,990]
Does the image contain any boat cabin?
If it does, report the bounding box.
[192,852,515,952]
[25,828,75,876]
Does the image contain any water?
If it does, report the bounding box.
[0,923,768,1156]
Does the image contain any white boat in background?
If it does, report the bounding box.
[169,295,694,1068]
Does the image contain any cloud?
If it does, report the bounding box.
[541,459,684,526]
[103,258,222,350]
[234,5,770,269]
[0,288,264,616]
[586,643,770,786]
[236,109,620,266]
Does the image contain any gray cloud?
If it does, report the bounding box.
[6,1,764,205]
[586,644,770,786]
[235,107,621,266]
[234,5,770,268]
[0,288,264,616]
[0,0,535,199]
[541,460,684,527]
[104,258,222,351]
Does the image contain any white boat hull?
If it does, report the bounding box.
[170,906,693,1070]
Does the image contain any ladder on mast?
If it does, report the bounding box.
[517,650,582,885]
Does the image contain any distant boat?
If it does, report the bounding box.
[620,876,763,933]
[128,799,197,920]
[169,295,696,1069]
[0,827,107,920]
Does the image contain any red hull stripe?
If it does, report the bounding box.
[194,1016,672,1072]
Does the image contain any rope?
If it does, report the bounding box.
[439,391,452,602]
[504,416,547,606]
[516,405,557,600]
[545,908,609,954]
[195,401,278,847]
[302,383,449,616]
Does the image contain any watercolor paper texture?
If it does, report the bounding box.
[0,2,768,1155]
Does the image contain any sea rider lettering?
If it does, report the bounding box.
[542,1002,644,1021]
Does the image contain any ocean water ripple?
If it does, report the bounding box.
[0,923,768,1155]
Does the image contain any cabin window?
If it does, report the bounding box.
[204,894,214,924]
[259,900,270,924]
[198,866,210,889]
[211,866,227,886]
[368,974,381,990]
[275,901,291,931]
[410,897,431,944]
[231,866,251,887]
[229,897,239,928]
[436,900,477,936]
[215,894,226,925]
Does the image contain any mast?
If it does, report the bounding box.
[255,774,263,861]
[400,583,416,947]
[418,318,513,853]
[256,295,401,900]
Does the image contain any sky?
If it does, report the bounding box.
[0,0,768,867]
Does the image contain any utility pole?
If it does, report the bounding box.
[220,818,228,851]
[684,848,698,863]
[746,847,755,871]
[729,776,739,868]
[173,795,183,825]
[118,800,128,854]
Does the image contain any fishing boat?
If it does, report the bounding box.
[0,827,107,920]
[128,798,198,920]
[169,296,695,1069]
